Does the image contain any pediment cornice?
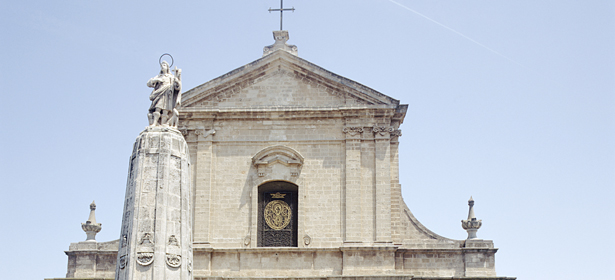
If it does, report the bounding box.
[181,50,402,109]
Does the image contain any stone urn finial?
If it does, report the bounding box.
[461,196,482,239]
[81,200,102,242]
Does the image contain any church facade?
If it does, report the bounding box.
[50,31,514,280]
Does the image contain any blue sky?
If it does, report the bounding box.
[1,1,613,279]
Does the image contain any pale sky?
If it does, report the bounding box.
[1,1,613,279]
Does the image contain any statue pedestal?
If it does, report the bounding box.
[116,127,193,280]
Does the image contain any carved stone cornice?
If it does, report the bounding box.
[180,107,398,121]
[181,50,400,108]
[342,126,364,139]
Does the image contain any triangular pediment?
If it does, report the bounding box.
[181,50,401,109]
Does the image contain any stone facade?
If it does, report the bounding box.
[48,33,514,280]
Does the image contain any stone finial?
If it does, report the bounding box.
[81,200,102,242]
[461,196,482,239]
[263,30,298,57]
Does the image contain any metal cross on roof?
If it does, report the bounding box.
[268,0,295,31]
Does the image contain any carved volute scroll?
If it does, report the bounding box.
[373,126,395,139]
[252,145,304,178]
[390,129,402,139]
[342,126,364,139]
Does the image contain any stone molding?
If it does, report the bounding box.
[303,234,312,246]
[252,145,304,177]
[186,67,375,108]
[45,277,516,280]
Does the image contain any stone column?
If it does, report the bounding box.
[343,126,363,243]
[373,126,392,244]
[116,127,192,280]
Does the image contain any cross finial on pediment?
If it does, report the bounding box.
[269,0,295,31]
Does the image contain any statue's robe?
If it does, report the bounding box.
[147,73,181,112]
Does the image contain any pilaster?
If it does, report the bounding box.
[373,126,393,244]
[389,129,402,244]
[360,128,375,243]
[342,126,363,244]
[193,128,216,246]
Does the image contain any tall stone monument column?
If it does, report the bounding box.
[116,58,193,280]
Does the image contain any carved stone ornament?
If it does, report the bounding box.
[342,126,364,138]
[390,129,402,138]
[136,252,154,266]
[166,253,182,268]
[121,234,128,248]
[119,255,127,269]
[136,232,155,266]
[193,128,216,139]
[461,197,483,239]
[139,233,153,245]
[303,234,312,246]
[263,30,298,57]
[462,219,483,231]
[164,234,181,268]
[372,126,394,136]
[264,200,292,230]
[81,201,102,242]
[168,235,179,246]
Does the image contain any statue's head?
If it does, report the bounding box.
[160,61,170,74]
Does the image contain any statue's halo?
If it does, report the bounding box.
[159,53,174,68]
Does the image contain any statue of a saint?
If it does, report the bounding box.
[147,61,182,127]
